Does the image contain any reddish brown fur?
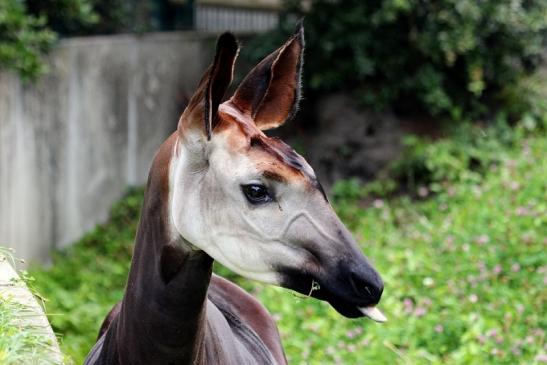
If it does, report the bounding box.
[153,132,178,208]
[216,103,312,186]
[231,27,304,130]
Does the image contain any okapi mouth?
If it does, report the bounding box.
[277,267,386,322]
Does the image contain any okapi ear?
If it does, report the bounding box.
[179,33,239,140]
[231,23,304,130]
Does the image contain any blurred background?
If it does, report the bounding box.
[0,0,546,364]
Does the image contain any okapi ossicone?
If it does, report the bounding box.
[85,24,385,365]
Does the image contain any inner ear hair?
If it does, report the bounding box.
[205,33,239,139]
[230,22,305,131]
[178,33,239,140]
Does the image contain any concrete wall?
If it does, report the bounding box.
[0,32,214,263]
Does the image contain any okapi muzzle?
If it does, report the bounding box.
[277,218,385,320]
[261,181,385,320]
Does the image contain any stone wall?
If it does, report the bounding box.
[0,32,214,263]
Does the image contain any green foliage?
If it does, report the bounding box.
[29,187,143,364]
[0,0,133,80]
[0,0,56,81]
[248,0,547,120]
[322,129,546,364]
[30,126,546,364]
[25,0,140,36]
[0,299,60,364]
[0,252,61,365]
[0,0,101,80]
[389,117,545,194]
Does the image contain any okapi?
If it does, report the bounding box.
[85,24,385,365]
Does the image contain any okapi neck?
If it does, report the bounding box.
[116,132,214,364]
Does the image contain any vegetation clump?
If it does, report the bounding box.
[248,0,547,121]
[0,298,60,365]
[0,0,56,80]
[0,0,131,80]
[0,251,62,365]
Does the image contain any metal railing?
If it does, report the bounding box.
[195,4,279,32]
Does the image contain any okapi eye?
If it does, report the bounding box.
[241,184,273,204]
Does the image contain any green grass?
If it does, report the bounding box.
[0,253,62,365]
[0,299,59,365]
[29,191,142,364]
[30,124,546,364]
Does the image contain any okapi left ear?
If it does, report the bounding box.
[230,23,304,130]
[179,33,239,140]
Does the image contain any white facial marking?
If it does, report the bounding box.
[168,128,348,287]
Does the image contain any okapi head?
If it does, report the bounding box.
[171,25,385,321]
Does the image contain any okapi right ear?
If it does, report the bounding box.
[179,33,239,140]
[230,23,304,130]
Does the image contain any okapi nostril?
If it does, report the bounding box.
[349,272,368,297]
[349,271,382,301]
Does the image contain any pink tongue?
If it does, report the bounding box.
[358,306,387,322]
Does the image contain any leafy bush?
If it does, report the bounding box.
[30,123,546,364]
[0,0,101,80]
[29,188,143,363]
[25,0,140,36]
[389,117,545,194]
[0,0,56,80]
[248,0,547,120]
[25,0,99,35]
[0,0,135,80]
